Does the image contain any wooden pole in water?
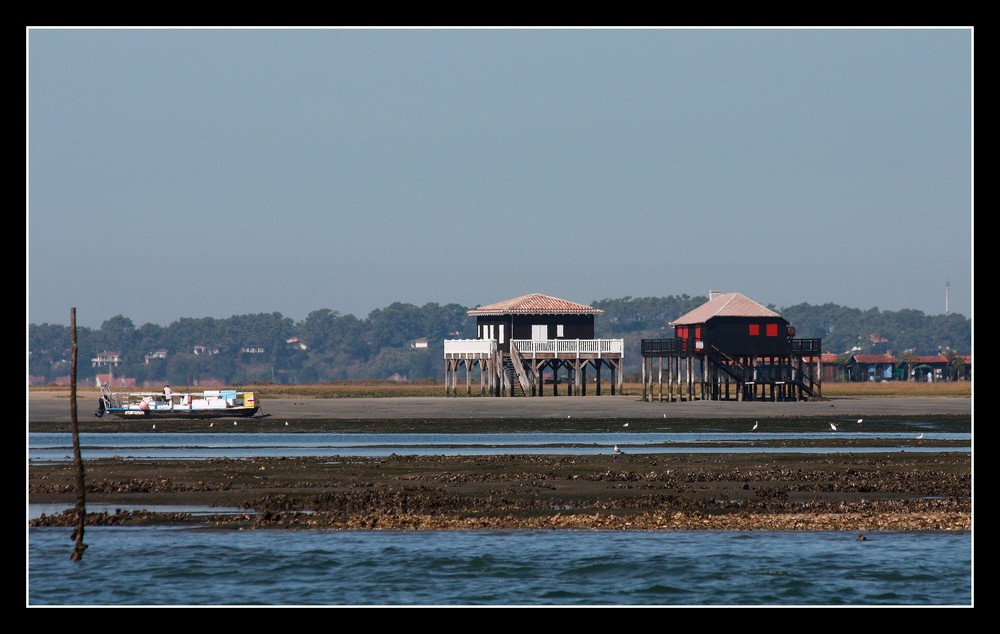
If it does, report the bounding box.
[69,307,88,561]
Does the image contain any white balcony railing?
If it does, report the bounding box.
[444,338,623,358]
[443,339,497,357]
[511,339,624,358]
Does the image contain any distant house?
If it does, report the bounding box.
[240,345,266,354]
[820,353,847,382]
[285,337,309,351]
[903,355,952,382]
[951,355,972,381]
[144,349,169,363]
[409,337,429,349]
[91,351,121,367]
[28,375,47,386]
[193,343,222,355]
[846,353,898,382]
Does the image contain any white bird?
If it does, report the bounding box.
[857,418,864,424]
[234,421,238,426]
[285,421,289,426]
[752,421,758,431]
[613,445,622,454]
[663,413,667,418]
[623,422,629,428]
[915,433,924,440]
[830,422,838,431]
[209,422,214,428]
[152,424,155,430]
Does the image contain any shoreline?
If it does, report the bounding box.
[28,391,972,429]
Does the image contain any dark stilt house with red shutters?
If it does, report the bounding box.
[640,291,822,402]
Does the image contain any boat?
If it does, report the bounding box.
[94,383,261,419]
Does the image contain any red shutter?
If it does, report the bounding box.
[766,323,778,337]
[749,324,760,336]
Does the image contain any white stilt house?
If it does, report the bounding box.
[443,293,624,397]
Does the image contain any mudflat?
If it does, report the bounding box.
[28,392,972,532]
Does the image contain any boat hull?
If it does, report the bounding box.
[103,406,261,420]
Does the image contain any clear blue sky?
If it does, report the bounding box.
[27,27,973,329]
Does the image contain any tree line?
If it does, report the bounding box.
[28,296,971,386]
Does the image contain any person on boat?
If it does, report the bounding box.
[163,384,173,407]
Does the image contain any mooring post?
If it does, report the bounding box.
[69,307,87,561]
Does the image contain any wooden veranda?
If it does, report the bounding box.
[640,338,823,402]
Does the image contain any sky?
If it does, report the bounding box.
[27,27,973,329]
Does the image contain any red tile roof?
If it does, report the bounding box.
[468,294,603,316]
[821,353,842,363]
[851,354,898,364]
[671,292,779,325]
[911,355,951,364]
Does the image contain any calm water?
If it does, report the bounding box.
[27,527,972,606]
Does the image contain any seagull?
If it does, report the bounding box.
[857,418,863,424]
[234,421,238,426]
[663,413,667,418]
[752,421,758,431]
[613,445,623,454]
[152,424,155,430]
[915,433,924,440]
[209,422,214,428]
[830,422,838,431]
[623,422,629,428]
[285,421,289,426]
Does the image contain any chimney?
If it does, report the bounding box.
[709,290,721,300]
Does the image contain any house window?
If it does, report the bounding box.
[766,323,778,337]
[498,324,505,344]
[532,324,547,341]
[677,326,687,339]
[556,324,564,337]
[749,324,760,336]
[695,327,701,339]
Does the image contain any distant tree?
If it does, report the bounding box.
[28,296,971,384]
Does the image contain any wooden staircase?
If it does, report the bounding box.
[705,345,821,401]
[502,354,527,397]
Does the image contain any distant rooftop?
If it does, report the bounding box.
[851,354,898,364]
